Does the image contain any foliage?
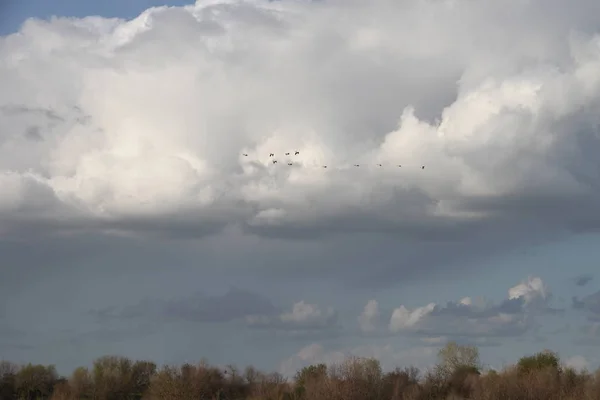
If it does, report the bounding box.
[517,349,560,375]
[435,341,482,379]
[0,346,599,399]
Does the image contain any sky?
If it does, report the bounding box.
[1,0,600,378]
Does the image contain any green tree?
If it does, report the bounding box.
[15,363,59,400]
[517,349,560,375]
[295,364,327,387]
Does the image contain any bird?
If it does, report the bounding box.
[285,152,290,155]
[242,153,248,157]
[354,164,360,167]
[377,164,382,167]
[295,151,300,155]
[323,165,327,168]
[421,165,425,169]
[269,153,274,157]
[288,162,292,165]
[273,160,278,164]
[397,164,402,167]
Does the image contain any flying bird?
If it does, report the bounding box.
[397,164,402,167]
[295,151,300,155]
[242,153,248,157]
[377,164,382,167]
[273,160,278,164]
[421,165,425,169]
[269,153,274,157]
[323,166,327,168]
[288,162,293,165]
[285,152,290,155]
[354,164,360,167]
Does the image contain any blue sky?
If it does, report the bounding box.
[1,0,600,377]
[1,0,191,35]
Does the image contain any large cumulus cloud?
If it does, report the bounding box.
[2,0,600,244]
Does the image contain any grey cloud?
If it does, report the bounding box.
[0,104,64,121]
[574,323,600,345]
[575,274,594,287]
[0,322,32,354]
[2,0,600,260]
[408,313,532,339]
[417,336,504,348]
[24,126,43,141]
[9,0,600,374]
[572,290,600,320]
[0,323,22,340]
[246,301,340,333]
[91,287,279,324]
[367,277,559,339]
[65,321,162,347]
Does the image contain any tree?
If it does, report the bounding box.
[294,364,328,399]
[130,361,157,399]
[69,367,93,399]
[295,364,327,387]
[14,363,59,400]
[435,341,481,379]
[0,361,18,400]
[517,349,560,375]
[92,355,134,400]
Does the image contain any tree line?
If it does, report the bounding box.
[0,342,598,399]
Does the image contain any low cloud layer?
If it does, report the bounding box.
[565,355,591,371]
[358,300,380,333]
[279,342,436,379]
[575,274,594,287]
[573,290,600,321]
[1,0,600,253]
[91,287,278,323]
[246,300,339,332]
[359,277,561,339]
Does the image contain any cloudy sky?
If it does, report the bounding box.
[2,0,600,377]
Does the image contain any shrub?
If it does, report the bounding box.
[517,350,560,376]
[2,346,600,400]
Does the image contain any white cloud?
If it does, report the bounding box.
[246,300,337,330]
[386,276,554,338]
[1,0,600,246]
[419,336,447,345]
[508,276,548,306]
[564,355,590,371]
[279,342,436,379]
[358,299,380,332]
[389,303,436,332]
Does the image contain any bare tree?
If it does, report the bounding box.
[435,341,481,379]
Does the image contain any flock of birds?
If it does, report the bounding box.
[241,151,426,169]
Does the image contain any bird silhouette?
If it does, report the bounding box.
[269,153,274,157]
[295,151,300,155]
